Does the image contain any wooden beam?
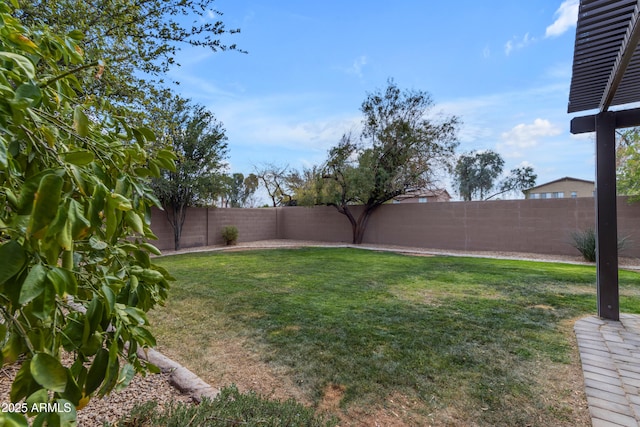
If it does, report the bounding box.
[571,107,640,134]
[600,1,640,111]
[595,112,619,321]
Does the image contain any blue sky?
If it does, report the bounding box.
[167,0,593,201]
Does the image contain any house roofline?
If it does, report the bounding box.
[525,176,594,192]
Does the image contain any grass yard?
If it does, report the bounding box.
[149,248,640,426]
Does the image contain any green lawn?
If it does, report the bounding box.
[149,248,640,426]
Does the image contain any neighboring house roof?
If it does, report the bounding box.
[393,188,451,201]
[525,177,594,192]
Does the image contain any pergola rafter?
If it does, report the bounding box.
[569,0,640,320]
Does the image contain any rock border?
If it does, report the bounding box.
[137,347,220,403]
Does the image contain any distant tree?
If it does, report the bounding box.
[222,173,259,207]
[151,97,228,250]
[487,166,537,200]
[287,166,324,206]
[454,150,536,201]
[617,128,640,199]
[454,150,505,201]
[304,80,459,244]
[255,164,294,207]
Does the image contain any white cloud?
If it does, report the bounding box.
[482,46,491,59]
[498,118,562,157]
[545,0,579,38]
[504,33,535,55]
[344,55,368,78]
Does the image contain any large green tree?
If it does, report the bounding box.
[14,0,243,114]
[454,150,504,201]
[221,173,259,208]
[617,128,640,199]
[453,150,536,201]
[0,6,174,425]
[150,97,228,250]
[309,80,460,244]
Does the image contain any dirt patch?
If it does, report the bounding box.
[318,383,346,412]
[155,335,310,405]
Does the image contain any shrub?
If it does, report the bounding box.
[570,228,629,262]
[222,225,239,245]
[110,385,338,427]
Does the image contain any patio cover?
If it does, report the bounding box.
[569,0,640,320]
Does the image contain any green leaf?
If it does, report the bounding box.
[0,240,26,286]
[55,399,77,427]
[19,263,47,304]
[68,200,90,239]
[101,285,115,317]
[109,192,132,211]
[124,210,143,234]
[89,236,108,250]
[0,139,7,170]
[0,52,35,78]
[17,170,56,214]
[140,242,161,256]
[131,326,156,347]
[73,106,89,137]
[67,30,84,40]
[27,174,63,239]
[63,150,94,166]
[14,83,41,106]
[115,363,135,392]
[85,348,108,395]
[123,306,148,325]
[31,353,68,392]
[0,412,29,427]
[10,362,34,402]
[26,389,49,415]
[47,268,76,296]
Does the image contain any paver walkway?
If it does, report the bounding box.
[575,314,640,427]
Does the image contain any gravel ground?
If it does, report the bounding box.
[0,355,191,426]
[1,239,637,426]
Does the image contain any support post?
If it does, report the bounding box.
[595,112,619,320]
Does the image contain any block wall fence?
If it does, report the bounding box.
[150,197,640,258]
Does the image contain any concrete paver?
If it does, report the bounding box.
[576,314,640,427]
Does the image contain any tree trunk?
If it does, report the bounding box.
[353,207,374,244]
[333,204,377,244]
[165,203,187,250]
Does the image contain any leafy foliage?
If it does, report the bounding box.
[150,96,228,250]
[110,385,338,427]
[0,5,174,425]
[221,225,238,245]
[255,163,296,207]
[454,150,504,201]
[570,228,629,262]
[454,150,537,201]
[617,128,640,199]
[14,0,244,114]
[495,165,537,200]
[221,172,259,207]
[306,79,459,243]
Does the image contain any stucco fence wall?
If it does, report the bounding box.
[150,197,640,258]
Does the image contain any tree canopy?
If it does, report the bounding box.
[13,0,243,113]
[454,150,537,201]
[454,151,504,201]
[617,128,640,199]
[150,96,228,250]
[0,5,174,424]
[221,172,259,207]
[306,80,460,243]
